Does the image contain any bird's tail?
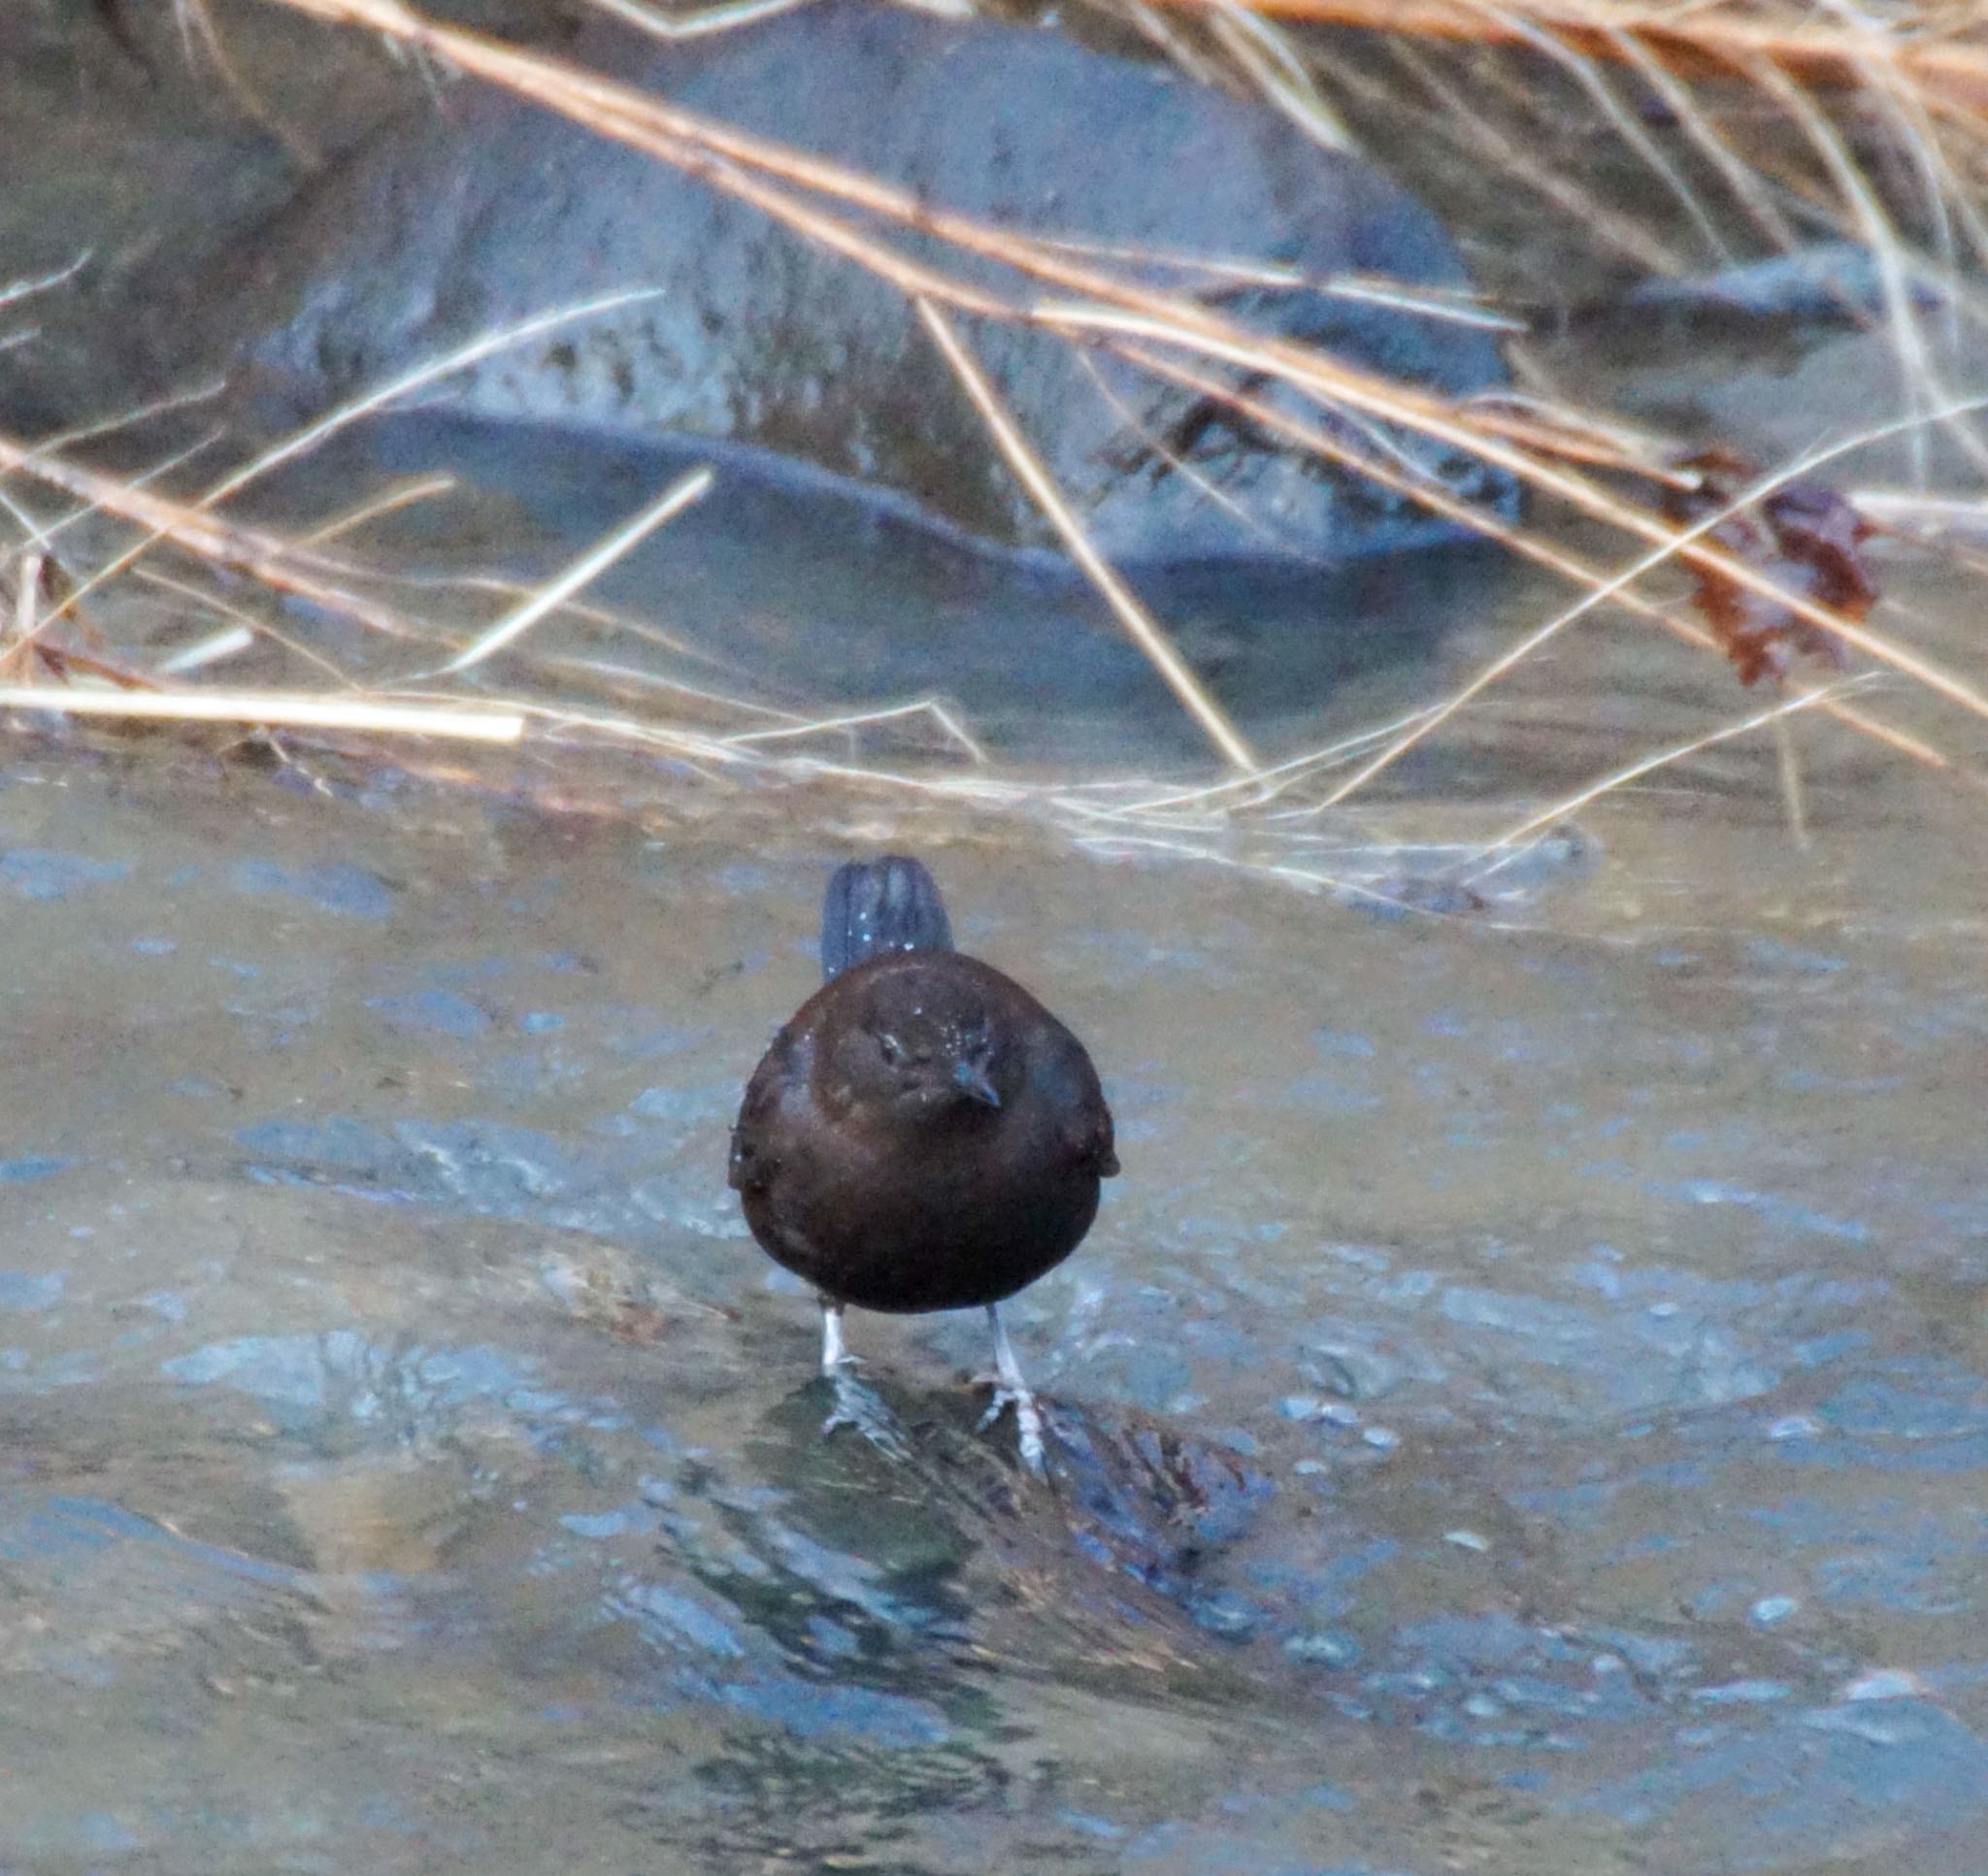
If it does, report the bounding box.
[819,855,953,981]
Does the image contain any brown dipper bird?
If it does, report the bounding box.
[728,856,1117,1469]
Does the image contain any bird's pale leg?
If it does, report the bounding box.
[821,1300,850,1376]
[977,1304,1047,1476]
[817,1300,908,1459]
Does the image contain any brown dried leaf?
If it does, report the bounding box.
[1663,447,1877,688]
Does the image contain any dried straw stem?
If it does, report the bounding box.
[0,685,525,742]
[1156,0,1988,114]
[913,299,1259,774]
[0,426,410,641]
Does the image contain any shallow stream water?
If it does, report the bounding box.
[0,602,1984,1873]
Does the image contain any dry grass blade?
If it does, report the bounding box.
[585,0,826,39]
[37,382,229,456]
[201,288,670,511]
[0,427,414,641]
[30,291,668,641]
[1855,491,1988,548]
[1,251,93,313]
[1602,25,1802,252]
[1468,675,1872,863]
[10,551,44,648]
[1752,57,1988,482]
[1322,398,1988,805]
[1492,5,1735,263]
[297,475,458,546]
[0,685,525,741]
[1203,0,1357,152]
[435,465,712,675]
[1155,0,1988,112]
[913,298,1259,774]
[722,699,989,762]
[134,566,360,683]
[1772,712,1809,851]
[153,625,257,676]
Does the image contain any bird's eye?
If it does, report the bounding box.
[877,1032,905,1065]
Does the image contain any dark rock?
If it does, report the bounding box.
[178,0,1513,566]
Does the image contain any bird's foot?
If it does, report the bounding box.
[977,1380,1047,1478]
[821,1365,911,1462]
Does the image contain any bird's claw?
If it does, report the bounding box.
[977,1383,1047,1478]
[821,1366,911,1462]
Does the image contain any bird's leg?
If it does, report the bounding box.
[977,1304,1047,1477]
[817,1300,909,1460]
[820,1300,852,1376]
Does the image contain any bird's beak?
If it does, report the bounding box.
[952,1058,1002,1107]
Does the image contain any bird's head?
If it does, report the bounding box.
[823,968,1008,1126]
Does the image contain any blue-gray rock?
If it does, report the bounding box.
[203,0,1514,566]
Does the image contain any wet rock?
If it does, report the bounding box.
[1608,242,1948,322]
[176,0,1512,566]
[1046,1400,1276,1603]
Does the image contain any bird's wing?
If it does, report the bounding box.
[1052,1048,1118,1179]
[727,1028,796,1194]
[1077,1099,1120,1180]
